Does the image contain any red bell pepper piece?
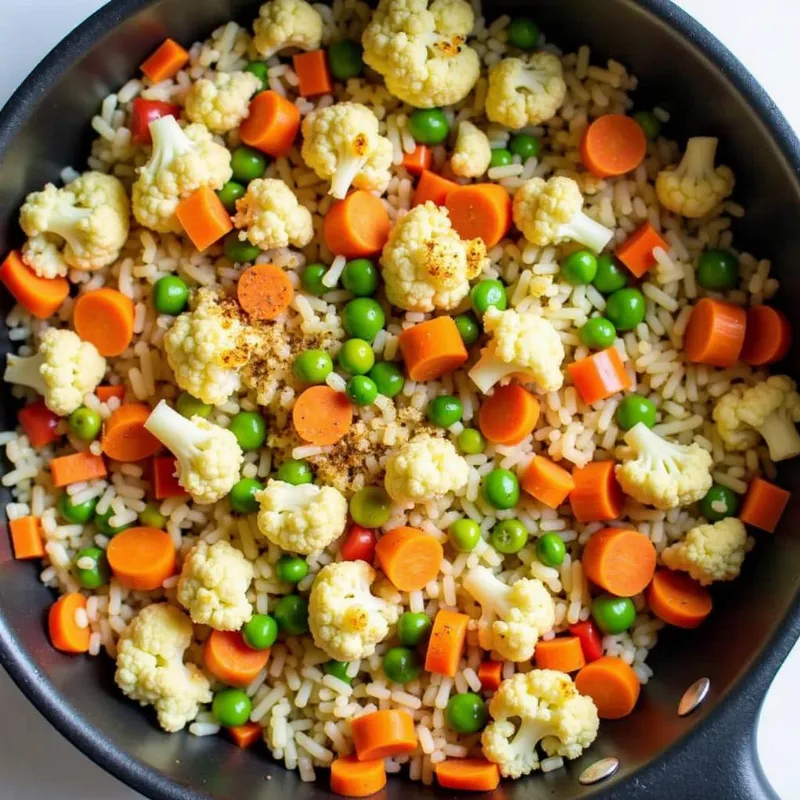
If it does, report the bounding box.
[340,524,377,562]
[130,97,182,144]
[569,620,604,663]
[18,400,60,448]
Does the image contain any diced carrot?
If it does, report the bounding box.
[9,515,45,560]
[739,477,790,533]
[575,656,641,719]
[740,305,791,366]
[398,316,468,382]
[445,183,512,248]
[581,114,648,179]
[204,629,270,688]
[568,347,632,405]
[48,593,90,653]
[101,404,161,462]
[647,568,712,628]
[684,298,746,368]
[615,222,669,279]
[96,385,126,404]
[0,251,69,320]
[237,264,294,321]
[375,527,444,592]
[18,400,60,448]
[73,288,135,357]
[323,191,391,258]
[227,722,262,749]
[521,455,576,509]
[569,461,624,523]
[106,526,176,591]
[140,39,190,84]
[424,609,469,677]
[350,709,417,761]
[240,90,301,157]
[153,456,188,499]
[50,452,107,487]
[435,759,500,792]
[478,384,540,445]
[402,145,432,176]
[330,756,387,797]
[535,636,586,672]
[176,185,233,252]
[293,50,333,97]
[477,661,503,692]
[583,526,657,597]
[293,385,353,446]
[412,170,458,207]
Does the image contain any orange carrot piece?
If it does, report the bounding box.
[424,609,469,677]
[50,452,107,488]
[351,709,417,761]
[568,347,632,405]
[412,170,458,207]
[227,722,263,749]
[684,297,746,368]
[48,593,90,653]
[323,191,391,259]
[445,183,512,248]
[583,526,657,596]
[575,656,641,719]
[293,385,353,446]
[293,50,333,97]
[398,316,468,382]
[521,455,576,509]
[740,305,791,366]
[647,568,712,629]
[73,288,135,357]
[153,456,188,499]
[106,526,176,591]
[96,385,125,404]
[478,384,540,446]
[375,527,444,592]
[581,115,647,179]
[140,39,190,84]
[615,222,669,279]
[0,250,69,319]
[176,185,233,252]
[330,756,387,797]
[402,145,432,176]
[101,404,161,463]
[240,90,301,157]
[237,264,294,321]
[569,461,624,523]
[18,400,60,448]
[9,515,45,560]
[477,661,503,692]
[435,759,500,792]
[204,629,270,688]
[739,477,791,533]
[535,636,586,673]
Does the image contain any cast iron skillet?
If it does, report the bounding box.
[1,0,799,798]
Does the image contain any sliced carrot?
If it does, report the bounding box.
[684,297,746,368]
[176,185,233,252]
[96,384,126,404]
[204,629,270,688]
[240,90,301,157]
[435,759,500,792]
[647,568,712,629]
[445,184,512,248]
[0,250,69,320]
[323,191,391,259]
[521,455,576,509]
[575,656,640,719]
[375,527,444,592]
[106,526,176,591]
[48,593,90,653]
[73,288,135,358]
[615,222,669,279]
[50,452,107,487]
[9,515,45,560]
[535,636,586,673]
[569,461,624,523]
[478,384,540,446]
[293,385,353,446]
[739,477,790,533]
[568,347,632,405]
[293,50,333,97]
[740,305,791,366]
[140,38,190,84]
[101,404,161,462]
[477,661,503,692]
[153,456,188,499]
[350,709,417,761]
[424,609,469,677]
[330,756,387,797]
[237,264,294,321]
[227,722,262,749]
[398,316,468,382]
[581,114,648,179]
[583,526,656,596]
[412,170,458,207]
[18,400,60,448]
[402,145,432,176]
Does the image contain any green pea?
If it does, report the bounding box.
[229,411,267,452]
[231,145,268,183]
[471,279,507,316]
[223,231,261,264]
[506,17,540,50]
[293,349,334,384]
[697,249,739,290]
[592,254,628,295]
[244,61,268,89]
[457,428,485,455]
[217,180,246,213]
[73,546,110,590]
[483,468,520,510]
[302,263,330,296]
[606,287,646,331]
[580,317,617,350]
[277,459,313,486]
[448,518,481,552]
[243,613,278,650]
[69,407,102,441]
[592,594,636,634]
[273,594,309,635]
[276,555,309,584]
[341,258,379,296]
[616,394,657,431]
[338,338,376,375]
[328,39,364,80]
[536,533,566,567]
[408,108,449,145]
[212,688,252,727]
[382,646,422,684]
[491,518,528,554]
[633,110,661,141]
[350,486,391,528]
[139,503,167,529]
[152,275,189,315]
[490,148,513,168]
[397,612,432,647]
[320,661,351,685]
[176,392,212,419]
[368,361,405,398]
[700,484,740,522]
[94,508,133,536]
[427,395,463,428]
[229,478,264,514]
[346,375,378,406]
[342,298,385,341]
[58,492,98,524]
[509,133,541,160]
[446,693,488,733]
[454,313,480,347]
[561,250,598,286]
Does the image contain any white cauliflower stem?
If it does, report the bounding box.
[233,178,314,250]
[184,70,262,134]
[451,121,491,178]
[253,0,323,59]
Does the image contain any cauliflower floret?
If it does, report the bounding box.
[256,479,348,555]
[616,422,713,510]
[132,116,232,234]
[5,328,106,417]
[384,434,469,505]
[485,53,566,130]
[380,202,487,312]
[482,670,599,779]
[177,540,254,630]
[301,103,393,199]
[513,176,614,253]
[450,121,492,178]
[19,171,130,277]
[713,376,800,463]
[252,0,323,59]
[115,604,212,733]
[184,70,262,134]
[308,560,400,661]
[144,400,243,505]
[662,518,751,586]
[362,0,480,108]
[463,566,555,662]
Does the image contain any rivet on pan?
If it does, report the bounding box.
[578,757,619,786]
[678,677,711,717]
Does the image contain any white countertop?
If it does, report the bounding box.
[1,0,798,797]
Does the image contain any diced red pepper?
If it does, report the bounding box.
[130,97,182,144]
[340,524,377,562]
[569,620,604,663]
[18,400,60,448]
[153,456,187,499]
